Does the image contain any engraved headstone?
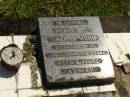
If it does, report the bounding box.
[38,17,115,87]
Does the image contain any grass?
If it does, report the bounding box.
[0,0,129,17]
[128,0,130,13]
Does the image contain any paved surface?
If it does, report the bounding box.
[0,34,130,97]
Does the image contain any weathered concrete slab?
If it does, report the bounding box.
[83,83,116,93]
[19,89,48,97]
[82,92,113,97]
[48,87,83,96]
[1,18,130,97]
[29,92,113,97]
[104,33,130,64]
[18,64,32,89]
[0,90,17,97]
[38,17,115,87]
[17,62,116,96]
[0,36,27,91]
[17,62,43,89]
[43,75,115,94]
[47,83,115,96]
[0,36,26,49]
[36,68,43,88]
[0,62,16,90]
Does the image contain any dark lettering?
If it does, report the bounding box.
[45,51,108,58]
[45,35,99,42]
[52,20,88,26]
[52,28,77,33]
[60,67,101,74]
[51,44,99,50]
[55,58,103,66]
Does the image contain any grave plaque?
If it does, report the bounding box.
[38,17,115,86]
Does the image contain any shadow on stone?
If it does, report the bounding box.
[0,61,16,78]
